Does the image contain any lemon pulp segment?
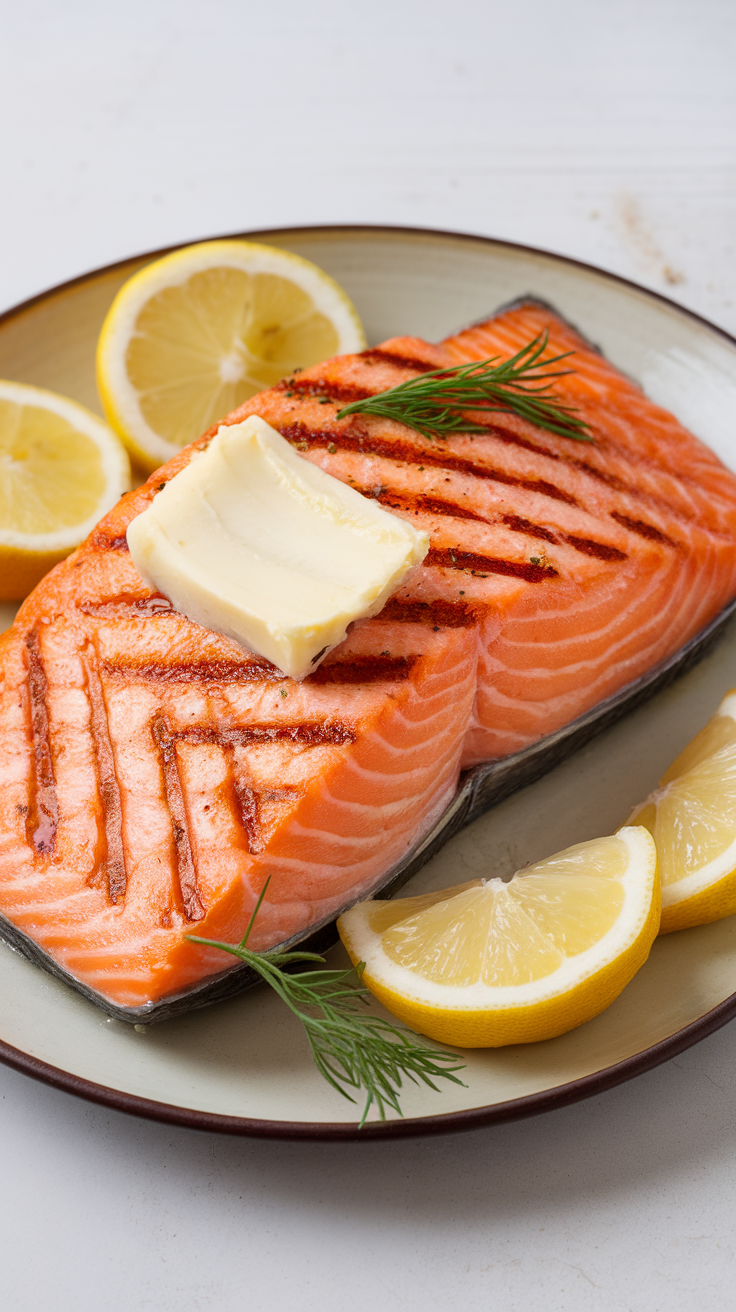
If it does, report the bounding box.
[0,399,106,533]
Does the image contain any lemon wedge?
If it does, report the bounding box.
[96,239,367,471]
[337,828,658,1047]
[0,380,130,600]
[628,691,736,933]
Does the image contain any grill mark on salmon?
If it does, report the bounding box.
[152,718,205,922]
[365,488,626,563]
[231,778,262,854]
[376,598,477,628]
[79,593,176,620]
[176,722,357,747]
[501,515,627,562]
[104,657,283,684]
[564,534,627,562]
[82,645,127,904]
[355,485,487,524]
[610,511,679,548]
[102,655,417,686]
[24,630,58,855]
[444,420,702,530]
[360,348,436,373]
[308,655,417,684]
[277,422,580,507]
[426,547,558,582]
[277,377,374,404]
[504,444,703,532]
[228,780,301,855]
[502,514,557,544]
[564,455,702,527]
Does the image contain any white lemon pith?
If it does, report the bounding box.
[96,239,367,471]
[0,380,130,600]
[337,827,659,1047]
[628,691,736,933]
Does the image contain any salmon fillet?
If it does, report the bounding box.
[1,298,735,1009]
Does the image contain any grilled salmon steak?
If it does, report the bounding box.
[2,299,736,1010]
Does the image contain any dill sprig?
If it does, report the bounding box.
[336,331,593,442]
[187,881,465,1127]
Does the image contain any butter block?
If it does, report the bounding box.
[126,416,429,680]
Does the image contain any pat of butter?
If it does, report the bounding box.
[126,416,429,680]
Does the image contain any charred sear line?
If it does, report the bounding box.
[104,652,416,688]
[359,349,436,373]
[308,655,418,684]
[610,510,679,548]
[24,630,59,855]
[277,422,580,507]
[570,459,626,491]
[520,478,578,508]
[152,718,205,922]
[278,378,374,404]
[566,456,700,528]
[104,657,283,684]
[354,485,488,524]
[231,780,302,855]
[472,420,564,460]
[501,514,627,562]
[177,722,357,747]
[502,514,557,544]
[427,547,558,583]
[232,779,262,854]
[563,534,627,562]
[376,598,477,628]
[79,593,176,619]
[83,646,127,904]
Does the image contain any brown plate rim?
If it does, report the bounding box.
[2,221,736,1140]
[1,983,735,1141]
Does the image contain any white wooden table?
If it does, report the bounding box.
[2,2,735,1307]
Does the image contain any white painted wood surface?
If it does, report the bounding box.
[1,2,735,1308]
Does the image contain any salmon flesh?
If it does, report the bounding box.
[2,298,736,1013]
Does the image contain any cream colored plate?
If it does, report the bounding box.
[2,226,736,1138]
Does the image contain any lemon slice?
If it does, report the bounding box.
[628,691,736,933]
[338,828,658,1047]
[96,239,367,471]
[0,380,130,601]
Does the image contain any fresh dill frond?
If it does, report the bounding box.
[187,881,465,1127]
[336,331,593,442]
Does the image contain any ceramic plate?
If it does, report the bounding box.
[2,225,736,1139]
